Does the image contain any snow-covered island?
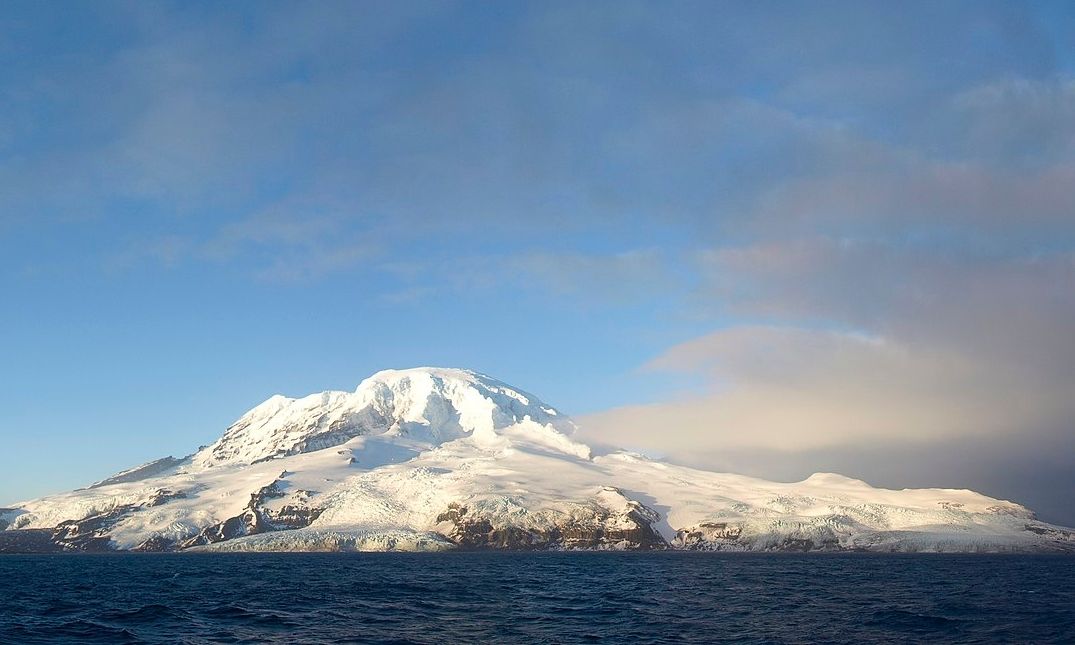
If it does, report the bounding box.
[2,367,1072,553]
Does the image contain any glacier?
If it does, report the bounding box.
[2,367,1072,553]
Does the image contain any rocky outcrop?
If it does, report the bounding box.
[180,510,266,548]
[132,535,178,552]
[51,508,131,552]
[437,490,666,550]
[1,487,191,552]
[1023,522,1075,549]
[674,522,744,549]
[673,518,851,552]
[178,477,323,549]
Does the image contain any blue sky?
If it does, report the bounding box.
[2,1,1074,523]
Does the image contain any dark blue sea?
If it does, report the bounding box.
[1,553,1073,644]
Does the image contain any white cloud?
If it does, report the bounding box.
[580,324,1074,453]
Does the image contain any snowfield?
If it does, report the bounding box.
[3,368,1073,553]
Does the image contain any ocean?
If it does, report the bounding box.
[1,552,1072,643]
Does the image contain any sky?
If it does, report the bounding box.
[2,1,1074,524]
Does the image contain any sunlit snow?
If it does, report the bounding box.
[6,368,1072,553]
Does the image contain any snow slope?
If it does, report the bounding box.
[3,368,1072,553]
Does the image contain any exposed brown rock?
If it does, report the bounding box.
[437,495,667,551]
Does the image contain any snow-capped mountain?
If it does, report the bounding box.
[2,367,1072,553]
[190,367,576,470]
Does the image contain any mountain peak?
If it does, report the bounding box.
[360,366,485,385]
[190,367,573,469]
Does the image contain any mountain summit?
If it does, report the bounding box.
[192,368,577,469]
[2,367,1072,553]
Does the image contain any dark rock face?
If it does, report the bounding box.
[674,520,848,552]
[1024,523,1075,551]
[436,498,667,550]
[180,510,267,548]
[674,522,744,549]
[778,538,819,552]
[145,489,187,507]
[0,488,190,553]
[245,479,325,531]
[249,479,287,506]
[436,505,535,549]
[0,476,327,553]
[0,529,61,553]
[267,502,323,530]
[178,477,323,549]
[50,505,137,552]
[132,535,177,552]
